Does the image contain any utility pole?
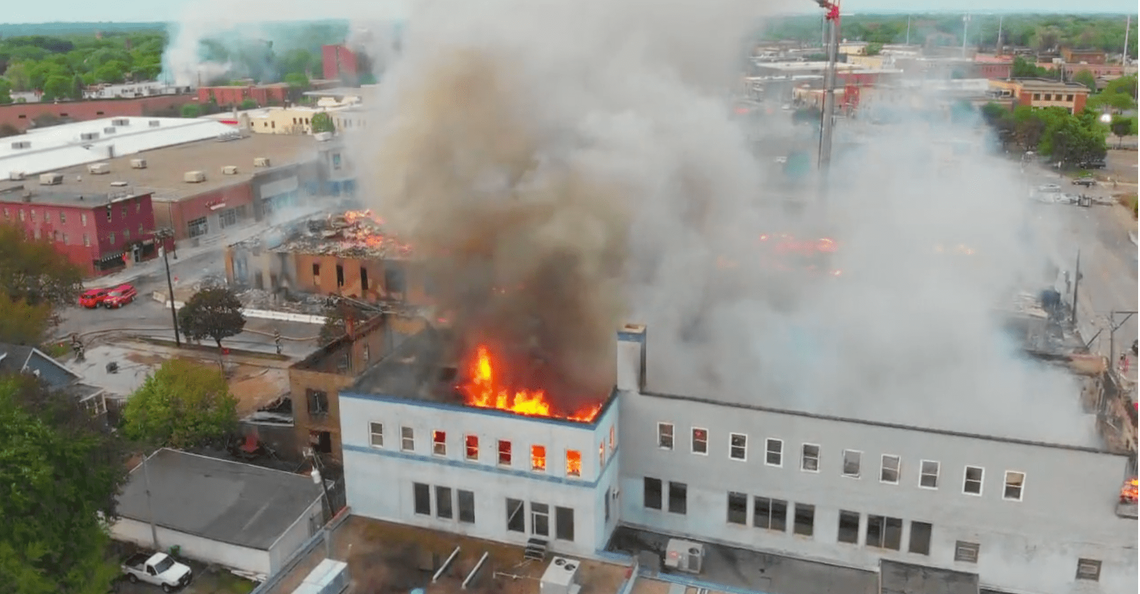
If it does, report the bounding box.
[996,16,1004,54]
[142,452,160,550]
[905,15,911,46]
[1071,249,1081,326]
[1108,311,1136,376]
[961,14,971,58]
[158,229,181,347]
[1124,15,1132,67]
[815,1,841,174]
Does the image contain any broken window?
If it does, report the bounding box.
[312,263,320,286]
[726,492,748,525]
[506,498,525,532]
[691,427,708,454]
[954,541,979,563]
[963,466,984,495]
[465,435,479,461]
[555,507,575,541]
[729,433,747,460]
[908,521,932,555]
[920,460,940,489]
[644,477,663,510]
[401,426,414,452]
[531,503,550,537]
[369,422,383,448]
[458,490,475,524]
[360,266,369,291]
[565,449,581,477]
[801,444,820,472]
[413,483,430,515]
[837,510,860,544]
[865,515,902,550]
[880,454,901,484]
[842,450,861,478]
[436,486,453,519]
[668,482,687,515]
[658,422,674,449]
[753,496,787,531]
[1076,559,1101,582]
[385,265,406,294]
[793,503,815,537]
[432,431,447,457]
[1003,471,1025,501]
[498,440,512,465]
[336,264,344,287]
[609,425,616,453]
[306,389,329,415]
[765,438,783,466]
[599,441,605,469]
[531,445,547,472]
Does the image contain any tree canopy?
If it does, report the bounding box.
[982,103,1108,165]
[0,223,83,344]
[0,374,127,594]
[120,358,239,448]
[311,111,335,134]
[0,31,166,95]
[177,286,246,348]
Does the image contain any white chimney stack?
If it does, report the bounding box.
[616,324,647,393]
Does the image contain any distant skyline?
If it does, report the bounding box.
[0,0,1137,25]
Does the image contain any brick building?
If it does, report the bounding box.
[0,185,160,277]
[1062,48,1107,65]
[322,45,360,82]
[198,84,291,107]
[0,95,195,132]
[988,78,1091,114]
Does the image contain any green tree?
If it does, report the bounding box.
[1072,70,1097,92]
[120,358,239,448]
[0,223,82,344]
[0,78,12,104]
[864,42,883,56]
[177,286,246,349]
[0,374,127,594]
[239,98,258,110]
[1109,116,1137,143]
[40,75,72,101]
[180,103,201,118]
[311,111,335,134]
[92,60,126,84]
[283,72,309,89]
[4,62,31,91]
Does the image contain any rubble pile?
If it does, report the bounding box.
[237,289,328,315]
[272,211,414,260]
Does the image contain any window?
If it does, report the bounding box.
[765,438,783,467]
[498,440,512,465]
[188,217,208,238]
[919,460,939,489]
[599,441,605,469]
[108,232,115,244]
[432,431,447,456]
[837,510,860,544]
[865,515,903,550]
[1076,559,1102,582]
[531,503,550,537]
[1044,93,1052,101]
[604,489,611,522]
[531,445,547,472]
[332,152,343,170]
[506,499,525,532]
[61,233,68,244]
[123,229,130,241]
[880,454,900,484]
[1066,94,1074,101]
[1033,93,1041,100]
[1003,471,1025,501]
[363,345,370,362]
[729,433,747,460]
[465,435,479,461]
[458,490,475,524]
[306,389,329,415]
[668,482,687,515]
[727,492,748,525]
[954,541,979,563]
[555,507,574,541]
[801,443,820,472]
[369,422,384,447]
[336,264,344,287]
[690,427,708,454]
[436,486,453,519]
[644,477,663,510]
[908,521,932,555]
[401,426,414,451]
[360,266,369,291]
[842,450,861,478]
[44,211,51,223]
[385,266,406,293]
[81,213,87,226]
[219,207,237,229]
[413,483,431,515]
[312,263,320,284]
[609,425,616,453]
[793,503,814,537]
[565,449,581,477]
[963,466,984,496]
[752,496,788,531]
[658,423,674,449]
[83,233,90,247]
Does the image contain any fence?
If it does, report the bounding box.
[614,557,641,594]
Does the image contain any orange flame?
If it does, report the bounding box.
[459,344,601,422]
[531,445,547,471]
[337,209,414,256]
[566,450,582,477]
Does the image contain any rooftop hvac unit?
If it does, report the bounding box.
[313,131,333,142]
[9,171,25,181]
[254,157,271,167]
[663,539,704,575]
[88,163,111,175]
[540,557,581,594]
[130,158,147,169]
[148,120,161,127]
[111,118,130,126]
[103,127,117,134]
[183,171,207,183]
[39,173,63,186]
[290,559,349,594]
[222,165,239,175]
[110,181,129,188]
[80,132,100,141]
[10,141,31,150]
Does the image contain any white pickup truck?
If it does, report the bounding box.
[121,552,192,592]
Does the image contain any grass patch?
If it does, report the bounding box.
[213,570,257,594]
[1118,193,1138,219]
[40,341,72,359]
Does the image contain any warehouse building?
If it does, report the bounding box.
[338,324,1137,594]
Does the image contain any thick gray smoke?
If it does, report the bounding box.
[356,0,1093,443]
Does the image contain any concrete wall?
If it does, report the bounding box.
[267,497,324,574]
[112,518,271,575]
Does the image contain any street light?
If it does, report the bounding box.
[155,228,182,347]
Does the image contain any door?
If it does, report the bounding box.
[530,503,549,537]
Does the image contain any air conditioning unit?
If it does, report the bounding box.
[291,559,349,594]
[663,539,704,575]
[80,132,100,141]
[9,171,25,181]
[111,118,130,126]
[88,163,111,175]
[313,131,333,142]
[130,158,147,169]
[39,173,63,186]
[540,557,581,594]
[222,165,239,175]
[254,157,271,167]
[183,171,206,183]
[148,120,161,127]
[103,127,117,134]
[10,141,31,150]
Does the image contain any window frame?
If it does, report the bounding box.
[657,422,674,450]
[554,506,575,541]
[435,486,453,519]
[962,465,984,496]
[792,503,815,537]
[368,421,384,448]
[497,439,512,466]
[752,496,788,532]
[432,430,447,457]
[400,426,415,452]
[918,459,940,489]
[880,454,901,485]
[837,510,860,544]
[465,434,479,461]
[457,490,475,524]
[908,521,933,555]
[1002,470,1026,502]
[531,444,547,472]
[765,438,783,467]
[667,481,687,515]
[413,483,431,516]
[1075,558,1102,582]
[691,427,709,455]
[530,502,550,537]
[729,433,747,461]
[954,540,979,563]
[801,443,820,473]
[506,498,525,532]
[565,449,582,478]
[726,492,748,525]
[841,449,862,478]
[643,476,663,510]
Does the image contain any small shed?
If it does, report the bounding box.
[111,448,324,577]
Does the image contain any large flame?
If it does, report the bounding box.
[459,344,602,422]
[338,209,414,256]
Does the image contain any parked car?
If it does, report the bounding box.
[121,552,192,592]
[103,284,138,308]
[1073,177,1097,187]
[78,288,109,309]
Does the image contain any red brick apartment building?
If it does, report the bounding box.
[198,84,291,107]
[322,45,359,82]
[0,95,194,132]
[1061,48,1107,65]
[0,185,161,277]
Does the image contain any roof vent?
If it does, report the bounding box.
[148,120,161,128]
[130,158,147,169]
[111,118,130,126]
[9,171,25,181]
[103,127,117,134]
[110,181,128,188]
[222,165,239,175]
[87,163,110,175]
[254,157,271,167]
[10,141,31,150]
[184,171,206,183]
[80,132,100,141]
[39,173,63,186]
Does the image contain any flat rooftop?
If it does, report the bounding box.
[117,448,321,550]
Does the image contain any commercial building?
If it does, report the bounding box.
[219,104,368,136]
[83,81,188,100]
[111,448,324,577]
[1062,48,1107,65]
[322,45,360,82]
[196,80,340,107]
[0,94,196,132]
[0,185,159,277]
[338,324,1137,594]
[988,78,1091,114]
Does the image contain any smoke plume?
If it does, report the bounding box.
[356,0,1094,443]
